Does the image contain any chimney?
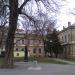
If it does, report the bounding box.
[63,26,65,30]
[68,22,71,27]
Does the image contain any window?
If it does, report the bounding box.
[34,40,37,45]
[22,39,24,44]
[21,48,24,51]
[62,36,63,42]
[30,40,33,45]
[39,48,41,53]
[33,48,36,53]
[39,40,42,44]
[68,34,71,41]
[16,53,19,56]
[16,48,18,51]
[65,35,67,42]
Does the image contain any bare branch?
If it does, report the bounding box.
[19,0,30,14]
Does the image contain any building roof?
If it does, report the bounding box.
[59,24,75,34]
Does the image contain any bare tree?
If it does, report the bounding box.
[0,0,63,68]
[22,16,31,62]
[0,0,9,53]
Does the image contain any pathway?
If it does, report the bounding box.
[0,62,75,75]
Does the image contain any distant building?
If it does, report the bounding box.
[0,28,45,57]
[58,22,75,58]
[14,29,44,57]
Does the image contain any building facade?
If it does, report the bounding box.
[0,28,44,57]
[14,29,44,57]
[58,22,75,58]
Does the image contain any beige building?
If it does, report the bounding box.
[0,28,44,57]
[58,22,75,58]
[14,29,44,57]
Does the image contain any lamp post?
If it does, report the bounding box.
[49,40,53,57]
[24,34,28,62]
[24,45,28,62]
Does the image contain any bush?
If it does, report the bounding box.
[0,51,5,57]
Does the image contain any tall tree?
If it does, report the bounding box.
[45,32,53,57]
[0,0,4,16]
[44,29,63,58]
[22,18,30,62]
[2,0,18,68]
[0,0,63,68]
[52,29,63,58]
[0,0,31,68]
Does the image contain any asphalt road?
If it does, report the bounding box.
[0,62,75,75]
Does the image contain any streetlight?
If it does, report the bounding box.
[49,40,53,57]
[24,45,28,62]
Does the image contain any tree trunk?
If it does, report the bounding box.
[24,45,28,62]
[0,28,5,48]
[2,0,18,68]
[55,53,58,58]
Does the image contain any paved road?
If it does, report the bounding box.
[0,62,75,75]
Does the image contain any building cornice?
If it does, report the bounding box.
[59,26,75,34]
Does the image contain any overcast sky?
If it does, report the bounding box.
[16,0,75,30]
[0,0,75,31]
[56,0,75,30]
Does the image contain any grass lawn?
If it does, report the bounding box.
[14,57,68,64]
[0,58,4,64]
[28,57,68,64]
[64,58,75,62]
[0,57,68,65]
[14,57,24,62]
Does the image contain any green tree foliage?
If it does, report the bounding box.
[44,32,53,57]
[52,29,63,58]
[45,29,63,58]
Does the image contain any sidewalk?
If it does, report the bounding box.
[52,58,75,64]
